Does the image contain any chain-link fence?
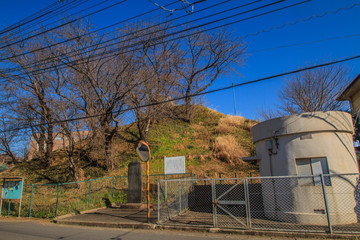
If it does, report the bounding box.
[0,172,192,218]
[158,173,360,234]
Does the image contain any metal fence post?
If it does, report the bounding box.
[55,183,60,217]
[7,200,11,217]
[157,180,160,223]
[178,180,181,213]
[320,174,332,234]
[88,180,92,208]
[211,179,217,227]
[164,174,167,201]
[245,178,251,229]
[112,177,115,198]
[29,184,34,217]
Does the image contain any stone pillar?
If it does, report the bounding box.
[127,159,142,203]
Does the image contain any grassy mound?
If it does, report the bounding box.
[0,105,259,184]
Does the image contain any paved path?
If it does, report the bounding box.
[52,207,354,239]
[57,207,157,225]
[0,218,329,240]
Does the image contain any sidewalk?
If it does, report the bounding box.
[54,207,359,240]
[54,207,157,229]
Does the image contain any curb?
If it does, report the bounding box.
[54,219,359,239]
[53,207,106,222]
[56,220,156,229]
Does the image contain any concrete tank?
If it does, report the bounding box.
[251,111,359,225]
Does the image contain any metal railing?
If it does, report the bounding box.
[0,172,192,218]
[158,173,360,234]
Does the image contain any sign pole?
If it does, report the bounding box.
[147,160,150,223]
[18,178,24,217]
[135,141,151,224]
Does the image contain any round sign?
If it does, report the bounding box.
[136,141,151,162]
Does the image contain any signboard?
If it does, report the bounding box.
[2,178,23,200]
[0,177,24,217]
[164,156,185,175]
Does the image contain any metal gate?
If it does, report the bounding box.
[212,179,249,228]
[158,174,360,234]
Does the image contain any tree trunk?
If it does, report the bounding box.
[45,114,54,167]
[104,126,117,171]
[185,96,192,123]
[137,118,151,142]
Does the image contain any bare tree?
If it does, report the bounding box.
[52,19,137,170]
[0,116,21,164]
[175,28,246,122]
[278,65,350,115]
[0,31,56,166]
[123,22,181,141]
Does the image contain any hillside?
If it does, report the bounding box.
[0,106,259,184]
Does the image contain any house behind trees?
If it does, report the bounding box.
[28,131,90,160]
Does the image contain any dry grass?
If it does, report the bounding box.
[192,124,210,143]
[216,115,246,133]
[213,135,248,165]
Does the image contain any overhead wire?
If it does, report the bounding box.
[0,0,208,62]
[0,0,274,75]
[0,0,305,78]
[242,2,360,39]
[0,0,129,50]
[247,33,360,54]
[0,0,308,83]
[8,0,356,67]
[0,0,65,36]
[1,0,356,73]
[0,0,117,46]
[0,0,88,44]
[0,0,356,132]
[2,53,360,133]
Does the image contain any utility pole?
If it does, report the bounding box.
[232,83,237,115]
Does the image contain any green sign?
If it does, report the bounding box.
[2,179,23,200]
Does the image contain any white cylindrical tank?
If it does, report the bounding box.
[252,111,359,225]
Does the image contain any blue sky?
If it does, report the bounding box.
[0,0,360,120]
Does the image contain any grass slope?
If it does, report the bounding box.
[1,106,259,184]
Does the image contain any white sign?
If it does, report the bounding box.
[164,156,185,175]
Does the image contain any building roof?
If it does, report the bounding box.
[337,73,360,101]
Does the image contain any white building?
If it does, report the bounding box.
[245,111,359,225]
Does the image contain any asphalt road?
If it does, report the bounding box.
[0,219,323,240]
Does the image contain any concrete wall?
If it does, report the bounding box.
[251,111,359,225]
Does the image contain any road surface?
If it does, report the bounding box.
[0,219,324,240]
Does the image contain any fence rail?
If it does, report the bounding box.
[0,172,193,218]
[158,173,360,234]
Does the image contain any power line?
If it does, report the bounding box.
[2,53,359,133]
[2,0,355,74]
[0,0,215,62]
[0,0,65,35]
[242,2,360,39]
[1,0,275,76]
[247,33,360,54]
[0,0,88,44]
[1,0,106,43]
[0,0,129,50]
[0,0,306,78]
[147,0,200,14]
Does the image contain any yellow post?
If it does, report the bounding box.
[147,160,150,223]
[135,140,151,223]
